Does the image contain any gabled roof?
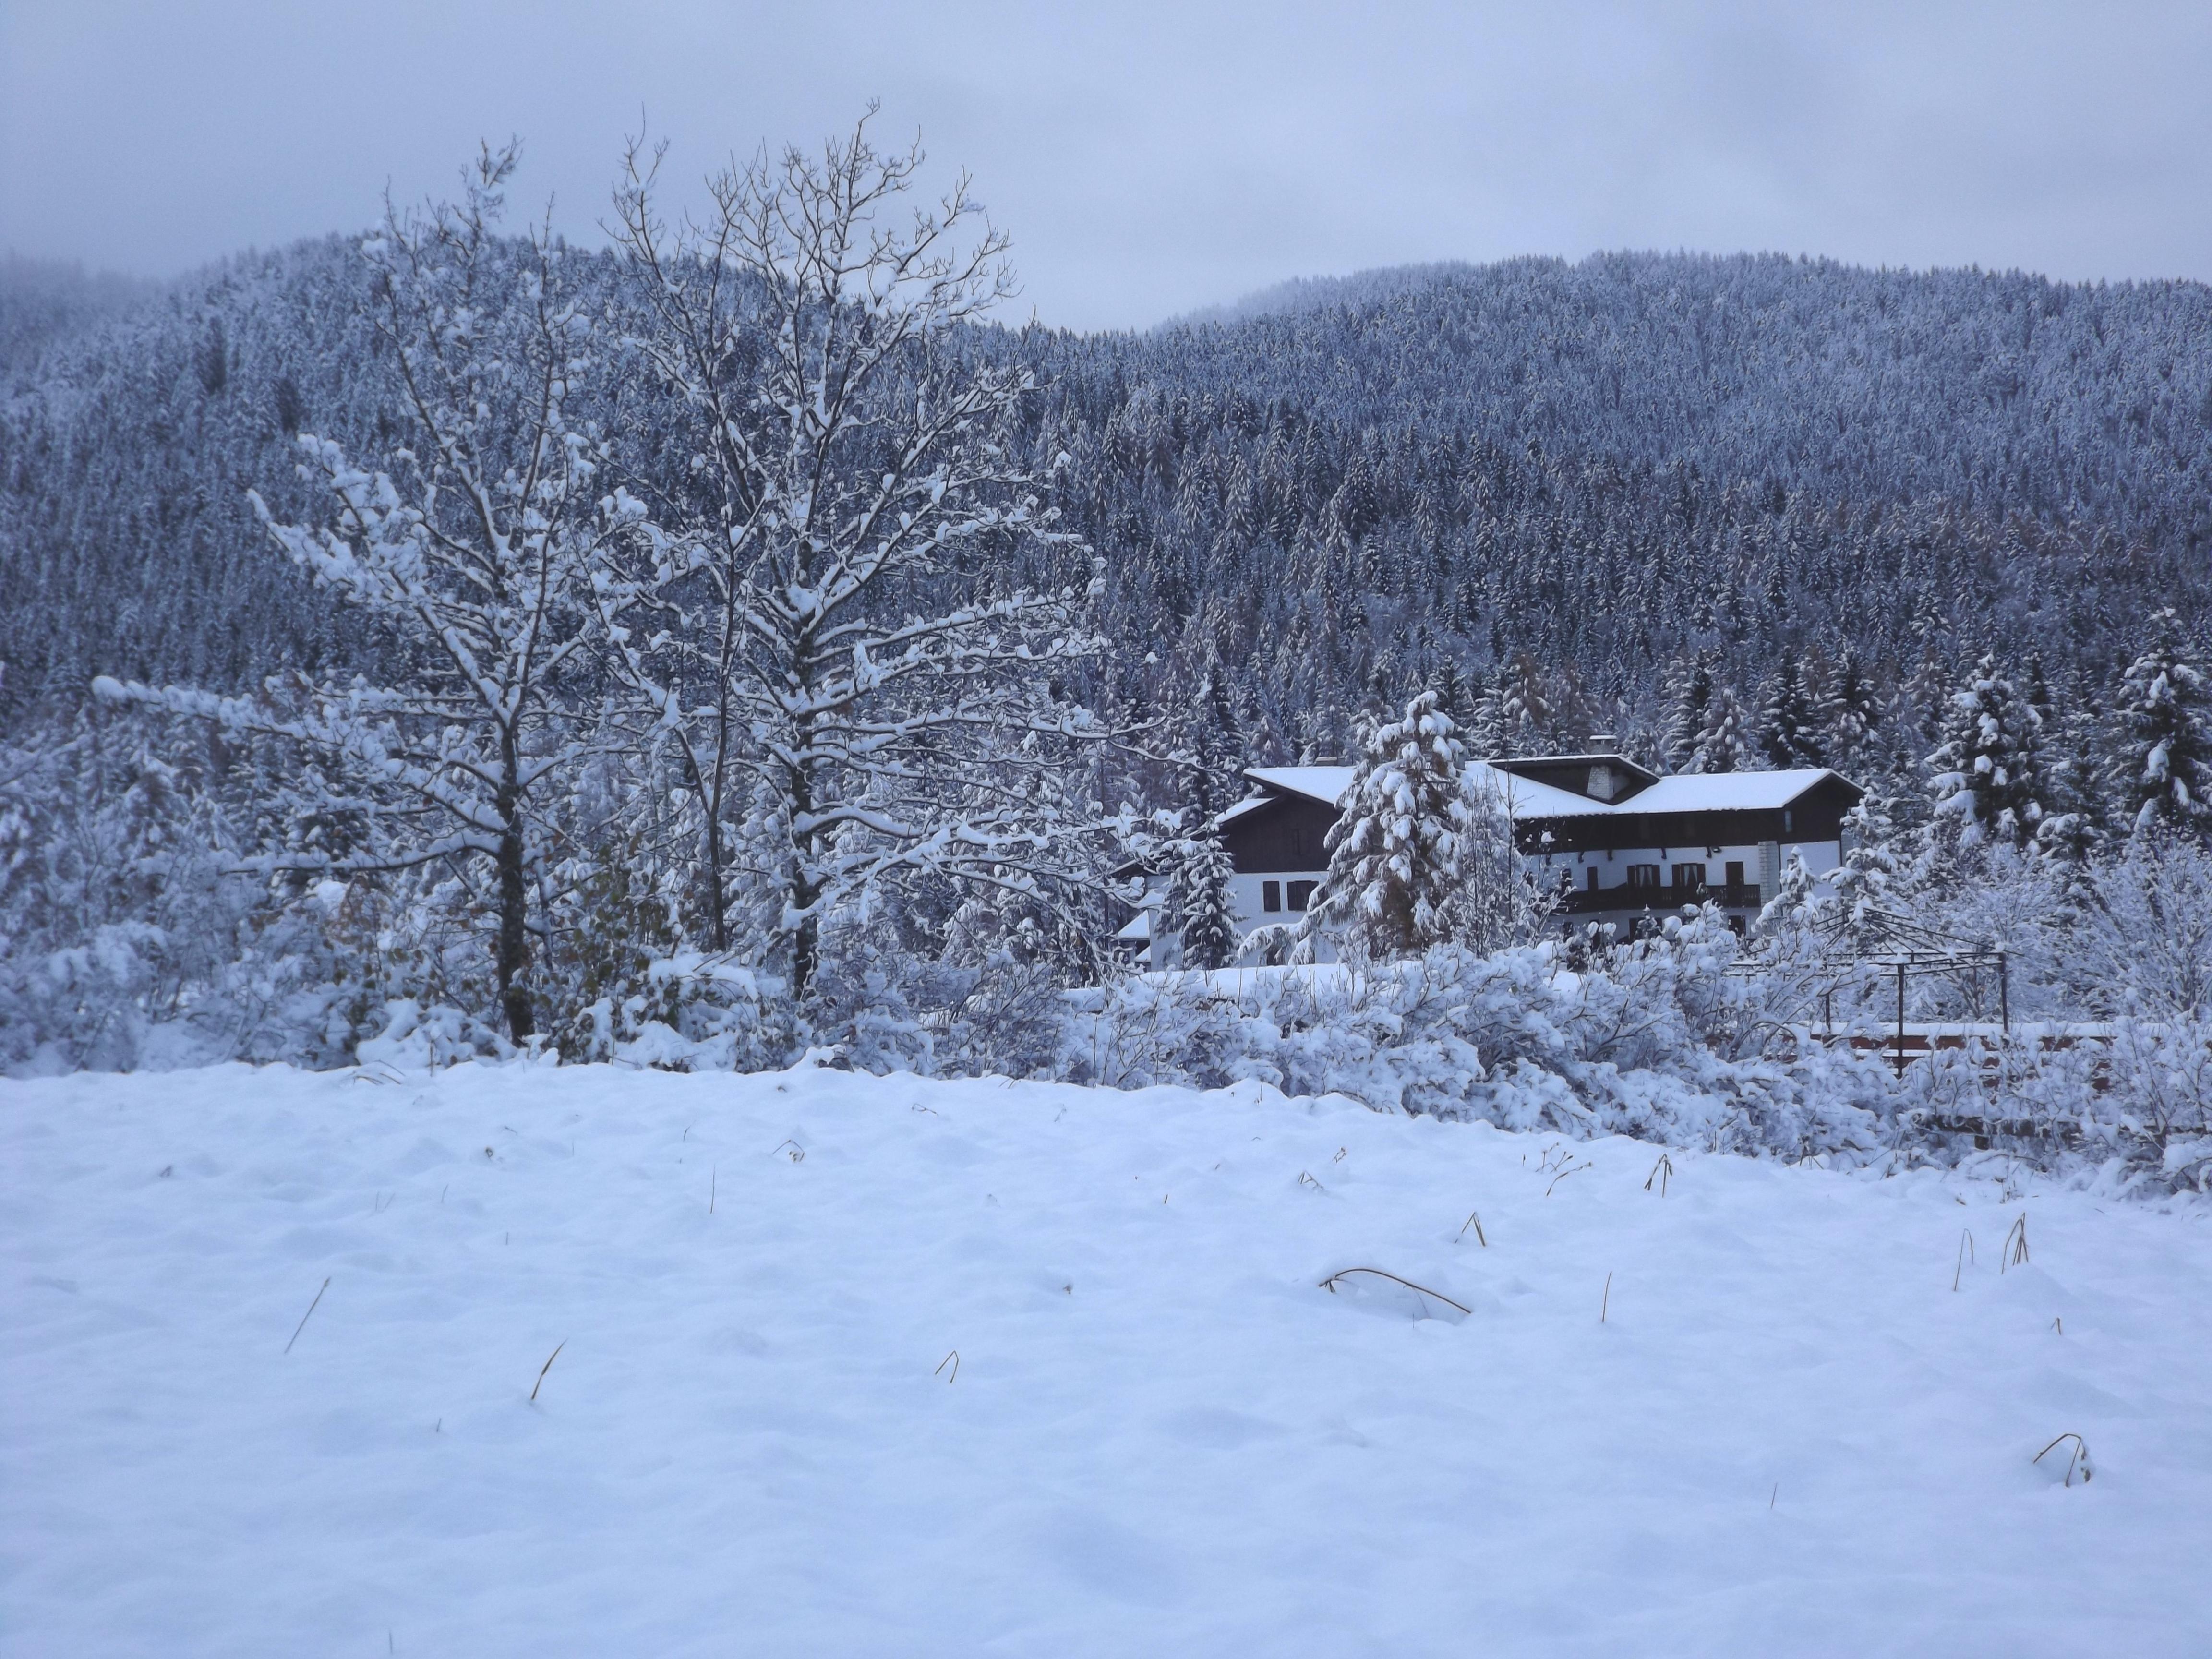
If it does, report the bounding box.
[1241,766,1356,806]
[1623,769,1858,813]
[1232,757,1859,828]
[1240,761,1616,821]
[1215,793,1281,826]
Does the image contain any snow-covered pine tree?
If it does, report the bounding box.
[1824,648,1879,771]
[1756,658,1825,768]
[1461,665,1502,757]
[1305,690,1467,960]
[1484,651,1552,757]
[1156,665,1243,970]
[97,146,621,1041]
[1828,793,1905,942]
[1926,652,2045,856]
[1687,684,1756,774]
[1161,817,1239,970]
[2037,673,2110,866]
[2110,608,2212,842]
[1182,661,1246,811]
[1434,660,1473,732]
[605,114,1110,997]
[1660,653,1714,772]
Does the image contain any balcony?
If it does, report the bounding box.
[1556,881,1762,914]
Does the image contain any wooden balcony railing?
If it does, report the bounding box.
[1556,882,1762,914]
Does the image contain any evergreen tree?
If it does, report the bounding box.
[1306,690,1468,960]
[1825,648,1879,770]
[2111,609,2212,841]
[1828,794,1905,940]
[1163,817,1239,970]
[1484,652,1552,757]
[1688,684,1756,774]
[1434,660,1472,731]
[1926,653,2045,854]
[2037,677,2110,865]
[1756,658,1825,768]
[1661,653,1714,772]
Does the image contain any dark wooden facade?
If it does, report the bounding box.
[1221,794,1336,872]
[1509,775,1859,857]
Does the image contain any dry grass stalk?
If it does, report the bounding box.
[530,1340,566,1403]
[1456,1211,1488,1246]
[1601,1271,1612,1322]
[284,1277,331,1354]
[1544,1159,1591,1198]
[1644,1154,1674,1196]
[1318,1268,1472,1317]
[2002,1214,2030,1272]
[935,1350,960,1383]
[1953,1229,1976,1292]
[2033,1431,2094,1485]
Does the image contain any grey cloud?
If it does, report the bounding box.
[2,0,2205,332]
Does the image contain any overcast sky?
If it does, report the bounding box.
[3,0,2207,331]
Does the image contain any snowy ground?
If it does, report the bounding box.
[6,1062,2211,1658]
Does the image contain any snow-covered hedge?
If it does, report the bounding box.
[1061,913,1889,1162]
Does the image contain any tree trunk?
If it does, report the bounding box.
[788,756,821,999]
[494,759,535,1041]
[683,743,730,952]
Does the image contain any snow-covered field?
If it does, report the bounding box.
[6,1062,2210,1657]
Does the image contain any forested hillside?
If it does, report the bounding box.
[6,243,2209,777]
[1041,254,2212,778]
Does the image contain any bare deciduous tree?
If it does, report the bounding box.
[98,144,626,1040]
[603,110,1111,995]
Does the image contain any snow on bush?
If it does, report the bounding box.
[1065,911,1887,1162]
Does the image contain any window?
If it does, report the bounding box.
[1586,868,1599,891]
[1286,880,1317,913]
[1626,864,1661,890]
[1262,880,1281,913]
[1672,863,1706,894]
[1724,861,1745,890]
[1783,809,1794,835]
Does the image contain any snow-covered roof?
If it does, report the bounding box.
[1242,766,1356,806]
[1625,770,1846,813]
[1238,761,1852,825]
[1242,761,1611,821]
[1215,794,1278,826]
[1465,761,1617,820]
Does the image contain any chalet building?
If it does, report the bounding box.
[1121,752,1863,963]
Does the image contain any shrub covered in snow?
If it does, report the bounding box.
[1064,911,1890,1162]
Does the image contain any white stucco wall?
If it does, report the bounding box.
[1130,838,1844,966]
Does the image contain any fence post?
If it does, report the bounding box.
[1895,961,1907,1079]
